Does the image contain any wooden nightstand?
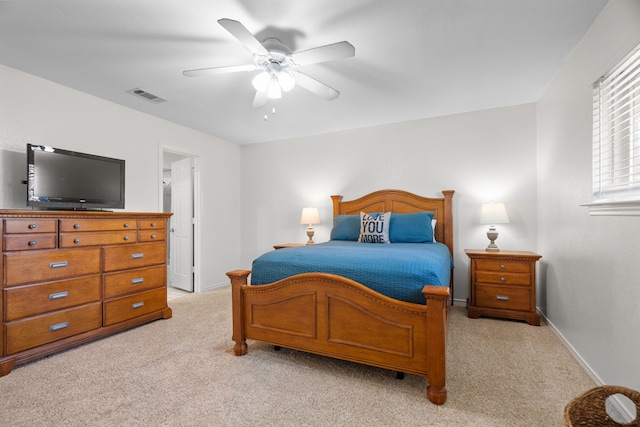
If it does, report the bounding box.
[465,249,542,326]
[273,243,307,249]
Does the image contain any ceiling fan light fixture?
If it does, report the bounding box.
[278,71,296,92]
[252,71,270,92]
[267,77,282,99]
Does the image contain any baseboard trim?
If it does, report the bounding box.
[538,309,635,423]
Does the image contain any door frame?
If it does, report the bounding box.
[158,145,201,293]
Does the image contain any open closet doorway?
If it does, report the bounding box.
[160,147,200,293]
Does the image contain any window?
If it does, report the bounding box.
[589,42,640,215]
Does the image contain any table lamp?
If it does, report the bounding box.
[480,202,510,251]
[300,207,321,244]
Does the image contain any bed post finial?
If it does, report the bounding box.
[331,195,343,216]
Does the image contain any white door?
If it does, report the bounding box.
[169,157,193,292]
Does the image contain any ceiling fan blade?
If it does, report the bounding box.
[253,89,268,109]
[183,64,256,77]
[291,71,340,100]
[218,18,269,56]
[290,41,355,66]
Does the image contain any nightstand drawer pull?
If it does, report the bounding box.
[49,261,69,269]
[131,278,144,284]
[29,240,37,246]
[132,302,145,309]
[500,264,505,269]
[49,291,69,300]
[124,223,130,228]
[496,295,510,301]
[131,253,144,259]
[29,223,37,229]
[50,322,69,332]
[500,277,506,281]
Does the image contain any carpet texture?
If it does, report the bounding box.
[0,286,594,426]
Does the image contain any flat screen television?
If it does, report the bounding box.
[27,144,125,210]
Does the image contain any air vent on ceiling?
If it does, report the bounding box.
[128,88,167,104]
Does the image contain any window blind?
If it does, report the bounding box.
[593,44,640,201]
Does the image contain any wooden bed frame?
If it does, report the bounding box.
[227,189,454,404]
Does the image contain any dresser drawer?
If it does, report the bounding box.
[475,284,531,312]
[4,275,102,321]
[60,231,136,248]
[4,248,101,287]
[475,271,532,286]
[139,219,165,230]
[103,288,167,326]
[104,265,166,299]
[103,242,166,272]
[4,219,57,234]
[138,229,166,242]
[5,302,102,354]
[59,218,137,232]
[4,234,57,251]
[475,260,531,273]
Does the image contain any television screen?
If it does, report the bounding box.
[27,144,125,210]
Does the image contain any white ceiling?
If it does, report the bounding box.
[0,0,608,145]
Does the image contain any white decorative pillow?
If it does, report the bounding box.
[432,219,437,242]
[357,212,391,244]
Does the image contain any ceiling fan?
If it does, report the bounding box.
[183,18,355,109]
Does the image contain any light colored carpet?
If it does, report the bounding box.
[0,286,594,426]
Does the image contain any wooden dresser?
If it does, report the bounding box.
[465,249,542,326]
[1,210,172,376]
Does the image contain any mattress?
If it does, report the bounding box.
[250,240,452,304]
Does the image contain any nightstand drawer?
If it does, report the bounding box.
[475,284,530,312]
[475,260,531,273]
[475,271,532,286]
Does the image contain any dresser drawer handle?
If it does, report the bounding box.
[49,291,69,300]
[124,223,130,228]
[29,240,37,246]
[74,238,81,244]
[500,277,506,282]
[124,236,130,241]
[131,253,144,259]
[73,223,81,229]
[50,261,69,269]
[500,264,505,269]
[150,234,157,239]
[131,278,144,284]
[50,322,69,332]
[29,223,37,229]
[151,222,157,227]
[132,302,145,309]
[496,295,510,301]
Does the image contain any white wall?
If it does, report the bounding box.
[0,64,242,289]
[537,0,640,392]
[241,103,539,302]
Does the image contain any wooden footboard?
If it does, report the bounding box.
[227,270,450,404]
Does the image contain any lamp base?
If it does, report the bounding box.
[306,225,315,245]
[486,229,500,251]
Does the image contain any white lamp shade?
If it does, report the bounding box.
[267,76,282,99]
[278,71,296,92]
[480,202,510,225]
[252,71,270,92]
[300,207,320,225]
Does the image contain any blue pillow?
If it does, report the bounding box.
[389,212,435,243]
[330,214,360,241]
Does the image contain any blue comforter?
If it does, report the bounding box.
[250,240,453,304]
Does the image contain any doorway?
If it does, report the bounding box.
[160,147,200,293]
